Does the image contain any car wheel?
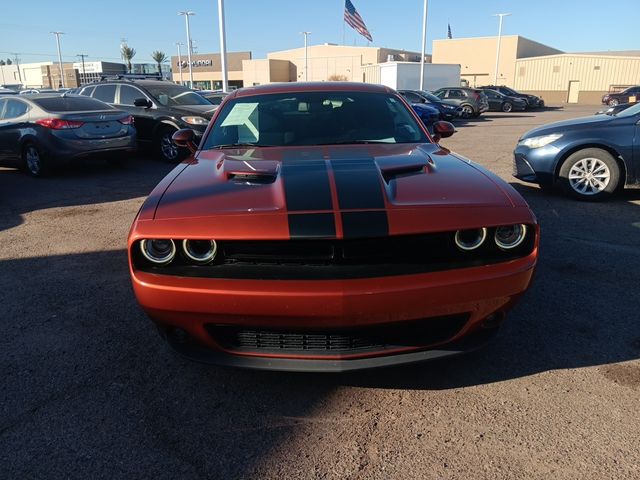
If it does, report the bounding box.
[157,127,186,162]
[21,142,50,177]
[502,102,513,113]
[608,99,619,106]
[460,104,474,118]
[558,148,620,201]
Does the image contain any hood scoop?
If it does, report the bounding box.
[223,159,280,184]
[375,154,433,183]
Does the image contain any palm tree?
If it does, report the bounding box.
[120,45,136,73]
[151,51,167,76]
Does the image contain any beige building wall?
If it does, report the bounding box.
[432,36,561,88]
[242,59,292,86]
[515,54,640,104]
[267,45,428,83]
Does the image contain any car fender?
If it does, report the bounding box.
[153,119,182,138]
[552,138,630,184]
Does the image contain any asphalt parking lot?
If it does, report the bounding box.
[1,105,639,479]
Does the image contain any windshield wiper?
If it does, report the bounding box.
[322,140,394,145]
[211,143,275,149]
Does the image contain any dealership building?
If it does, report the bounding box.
[432,35,640,104]
[170,45,429,89]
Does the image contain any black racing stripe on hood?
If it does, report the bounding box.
[288,213,336,239]
[331,158,386,210]
[341,211,389,239]
[281,157,333,212]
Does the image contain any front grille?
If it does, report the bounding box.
[206,314,469,356]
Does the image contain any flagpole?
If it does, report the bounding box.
[419,0,428,91]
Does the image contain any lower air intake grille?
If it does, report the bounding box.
[206,314,469,356]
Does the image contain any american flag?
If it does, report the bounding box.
[344,0,373,42]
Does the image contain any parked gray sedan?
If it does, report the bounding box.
[0,94,136,176]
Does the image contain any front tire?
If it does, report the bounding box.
[460,104,474,118]
[157,127,187,162]
[21,142,51,177]
[501,102,513,113]
[558,148,620,201]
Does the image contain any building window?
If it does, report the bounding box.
[594,65,601,71]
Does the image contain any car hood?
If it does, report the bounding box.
[172,104,218,118]
[521,114,614,139]
[152,144,524,233]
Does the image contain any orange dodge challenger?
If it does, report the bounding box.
[128,83,538,372]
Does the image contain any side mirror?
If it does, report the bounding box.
[133,97,152,108]
[432,121,455,143]
[172,128,197,154]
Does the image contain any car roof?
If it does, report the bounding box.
[233,82,394,98]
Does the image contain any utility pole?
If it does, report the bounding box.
[51,31,65,88]
[178,11,195,88]
[493,13,511,85]
[301,31,311,81]
[76,54,87,85]
[419,0,428,91]
[217,0,229,92]
[13,53,23,85]
[175,42,184,85]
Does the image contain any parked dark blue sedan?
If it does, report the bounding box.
[410,103,440,133]
[514,102,640,200]
[399,90,460,120]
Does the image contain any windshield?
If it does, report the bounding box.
[419,91,442,103]
[145,85,212,106]
[203,91,429,148]
[614,102,640,118]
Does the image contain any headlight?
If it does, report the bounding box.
[495,225,527,250]
[181,116,209,125]
[443,104,456,110]
[518,133,562,149]
[182,239,217,264]
[454,228,487,251]
[140,239,176,265]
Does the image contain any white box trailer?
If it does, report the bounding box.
[378,62,461,92]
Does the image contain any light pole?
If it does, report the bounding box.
[178,11,195,88]
[419,0,428,91]
[76,54,87,85]
[175,42,184,85]
[493,13,511,85]
[300,31,311,81]
[51,31,65,88]
[218,0,229,92]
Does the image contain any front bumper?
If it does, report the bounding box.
[130,254,537,371]
[513,144,559,186]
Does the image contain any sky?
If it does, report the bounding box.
[0,0,636,66]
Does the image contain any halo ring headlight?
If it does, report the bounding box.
[140,239,176,265]
[454,228,487,251]
[182,239,217,264]
[495,224,527,250]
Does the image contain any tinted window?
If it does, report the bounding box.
[31,96,113,112]
[0,99,7,118]
[2,99,30,119]
[204,91,428,149]
[433,90,445,99]
[447,89,465,99]
[145,84,211,106]
[401,91,421,103]
[79,86,95,97]
[119,85,146,106]
[93,85,116,103]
